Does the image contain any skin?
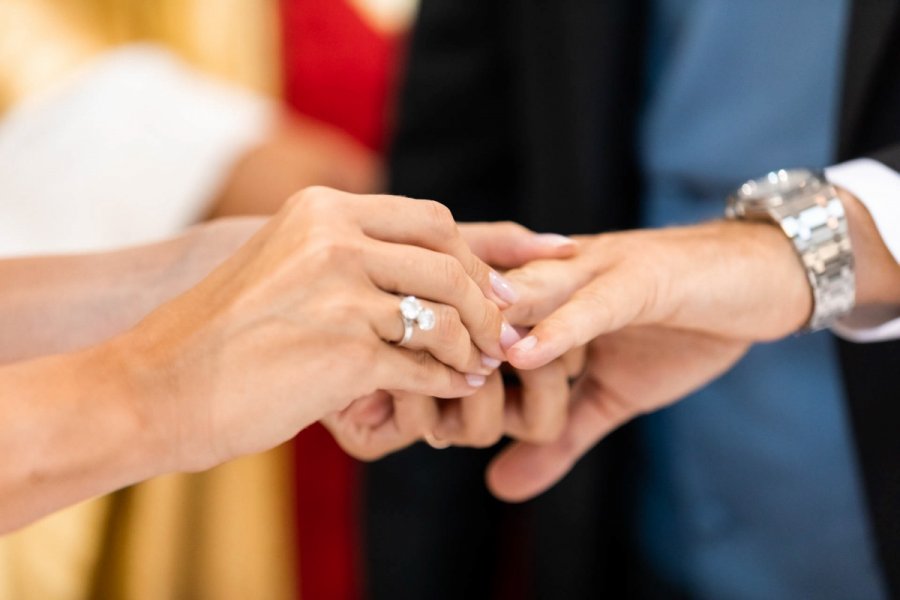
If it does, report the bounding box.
[0,187,512,533]
[324,223,581,458]
[485,190,900,502]
[0,218,263,364]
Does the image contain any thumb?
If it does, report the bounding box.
[486,377,623,502]
[506,266,649,370]
[460,222,577,269]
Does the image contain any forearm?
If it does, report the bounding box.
[0,340,166,533]
[0,218,261,363]
[208,114,382,218]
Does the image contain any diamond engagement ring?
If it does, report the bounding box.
[397,296,436,346]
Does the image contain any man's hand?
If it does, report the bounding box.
[488,326,748,501]
[490,191,900,502]
[486,220,809,501]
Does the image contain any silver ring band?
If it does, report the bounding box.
[398,315,415,346]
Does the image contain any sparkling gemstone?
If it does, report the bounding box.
[417,309,436,331]
[400,296,422,319]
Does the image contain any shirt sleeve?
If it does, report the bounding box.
[824,158,900,343]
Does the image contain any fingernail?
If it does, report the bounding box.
[511,335,538,354]
[481,354,503,370]
[535,233,576,247]
[500,321,522,349]
[490,271,520,304]
[466,373,487,387]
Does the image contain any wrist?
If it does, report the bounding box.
[663,220,812,339]
[96,329,185,477]
[149,217,264,303]
[837,187,900,306]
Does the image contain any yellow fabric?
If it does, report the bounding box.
[0,2,296,598]
[0,447,298,600]
[0,497,111,600]
[0,0,280,114]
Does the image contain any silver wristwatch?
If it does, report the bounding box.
[726,169,855,331]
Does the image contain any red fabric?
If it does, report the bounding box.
[281,0,402,152]
[279,2,403,599]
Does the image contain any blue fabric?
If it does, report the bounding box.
[636,1,886,598]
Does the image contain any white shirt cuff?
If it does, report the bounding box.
[825,158,900,343]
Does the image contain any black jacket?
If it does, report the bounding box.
[364,2,900,598]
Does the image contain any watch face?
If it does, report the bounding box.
[737,168,816,207]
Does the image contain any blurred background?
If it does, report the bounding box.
[0,0,415,598]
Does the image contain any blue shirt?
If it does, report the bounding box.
[637,1,886,597]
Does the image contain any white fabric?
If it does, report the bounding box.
[825,158,900,343]
[0,44,273,256]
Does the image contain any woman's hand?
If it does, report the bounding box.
[120,187,511,473]
[324,222,580,459]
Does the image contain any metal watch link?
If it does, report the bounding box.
[726,169,855,331]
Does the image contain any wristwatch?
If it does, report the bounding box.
[726,168,855,331]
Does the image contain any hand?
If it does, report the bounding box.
[488,326,748,501]
[325,222,579,459]
[488,220,811,501]
[119,187,511,473]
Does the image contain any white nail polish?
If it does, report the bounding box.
[466,374,487,387]
[535,233,576,247]
[512,335,538,353]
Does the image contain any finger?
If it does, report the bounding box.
[503,361,569,444]
[507,266,650,370]
[433,371,505,448]
[325,390,443,460]
[393,391,442,440]
[371,294,493,376]
[364,241,508,359]
[561,346,587,378]
[485,376,620,503]
[376,344,487,399]
[339,391,394,428]
[459,222,577,269]
[344,193,517,307]
[501,258,595,327]
[322,391,403,461]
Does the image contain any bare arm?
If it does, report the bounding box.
[0,188,510,532]
[0,218,262,363]
[208,114,383,218]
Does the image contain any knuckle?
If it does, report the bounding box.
[576,286,614,324]
[434,306,462,347]
[305,235,361,269]
[499,221,529,236]
[424,200,456,233]
[440,256,468,294]
[468,423,504,448]
[291,186,330,214]
[479,301,502,334]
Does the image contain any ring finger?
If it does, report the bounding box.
[371,292,494,377]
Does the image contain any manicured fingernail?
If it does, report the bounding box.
[481,353,503,370]
[535,233,576,247]
[490,271,520,304]
[466,373,487,387]
[511,335,538,354]
[500,322,522,349]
